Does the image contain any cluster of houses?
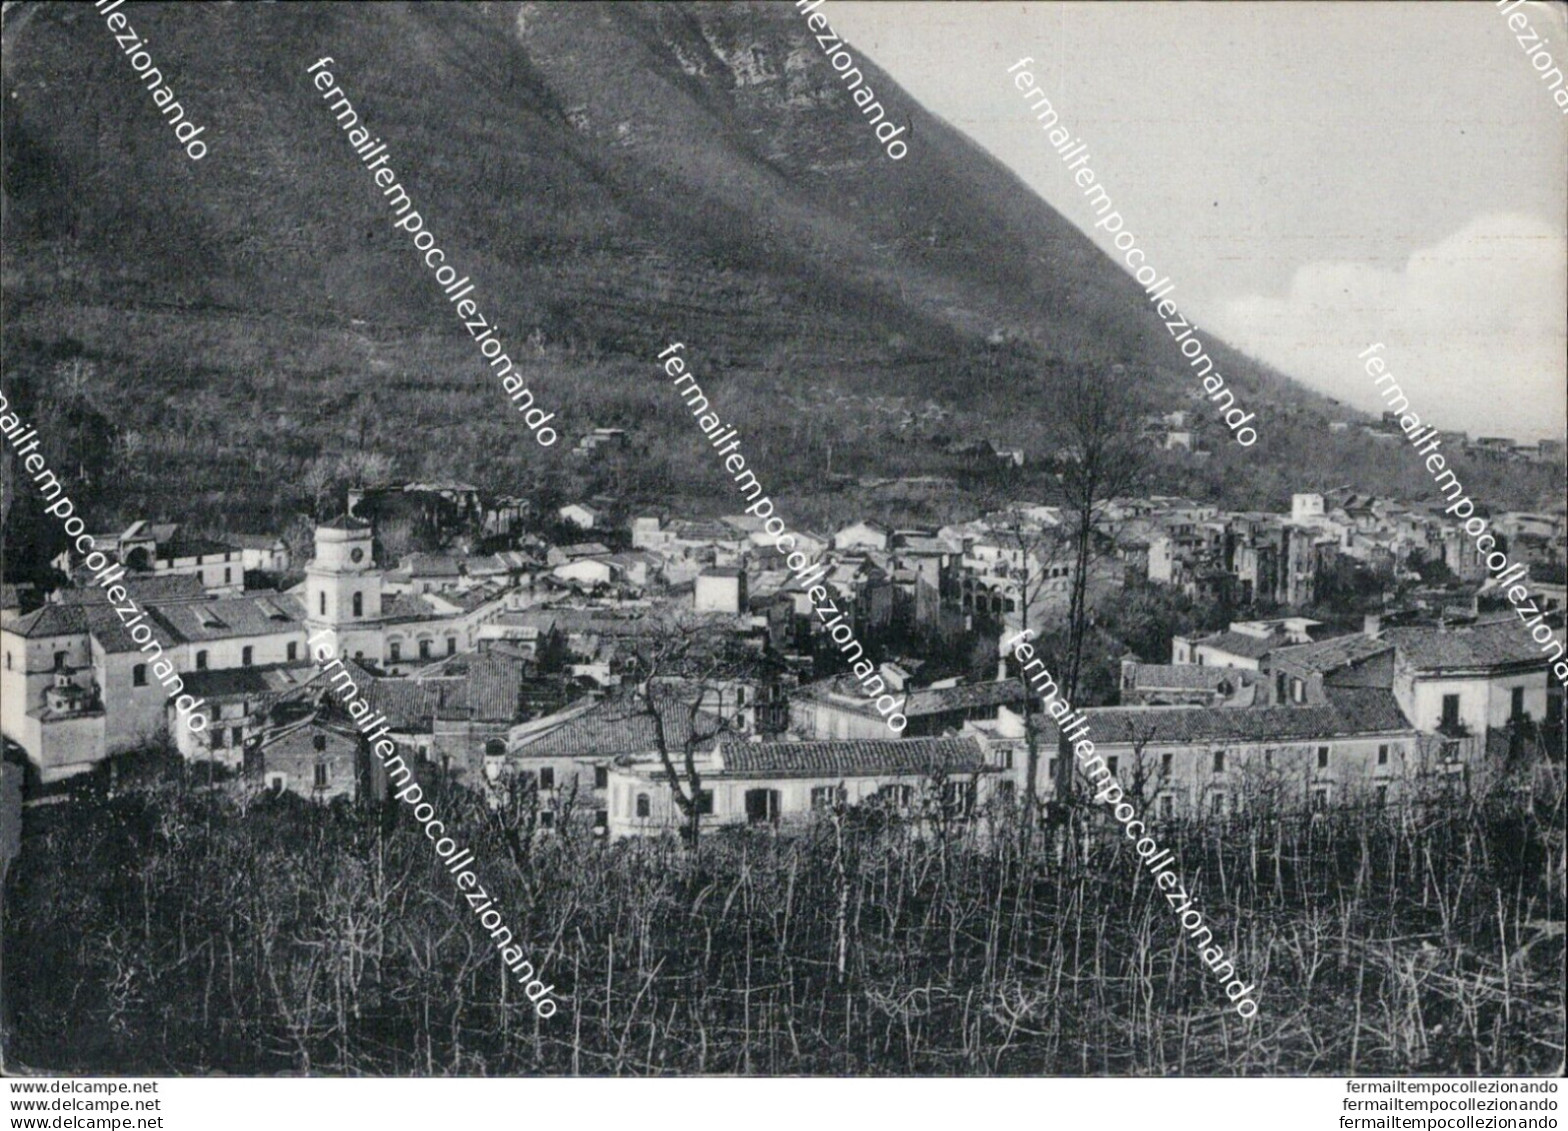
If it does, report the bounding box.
[1330,414,1568,467]
[1152,407,1566,469]
[3,477,1563,841]
[1120,491,1567,612]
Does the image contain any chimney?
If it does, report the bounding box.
[1363,613,1380,639]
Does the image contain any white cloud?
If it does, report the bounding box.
[1213,214,1566,441]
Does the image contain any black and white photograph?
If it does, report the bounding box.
[1,0,1564,1118]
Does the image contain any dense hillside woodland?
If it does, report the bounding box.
[5,755,1562,1076]
[2,344,1561,586]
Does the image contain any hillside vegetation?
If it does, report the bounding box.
[2,2,1558,554]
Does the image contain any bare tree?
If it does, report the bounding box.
[336,450,394,487]
[1111,715,1163,811]
[982,496,1073,825]
[299,458,337,520]
[1050,365,1150,802]
[622,613,757,848]
[53,358,96,402]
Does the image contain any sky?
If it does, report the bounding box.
[829,1,1568,442]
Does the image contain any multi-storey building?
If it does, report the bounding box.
[0,588,309,783]
[1023,687,1420,815]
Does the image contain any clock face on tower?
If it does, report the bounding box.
[350,548,365,564]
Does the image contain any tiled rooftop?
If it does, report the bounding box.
[147,595,307,642]
[1126,663,1256,692]
[1055,688,1412,746]
[1192,630,1285,660]
[511,692,727,759]
[57,574,209,605]
[5,604,90,639]
[178,661,319,700]
[900,680,1033,717]
[718,736,987,778]
[1385,617,1561,671]
[1267,633,1393,674]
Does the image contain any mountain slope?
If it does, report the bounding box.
[7,0,1510,541]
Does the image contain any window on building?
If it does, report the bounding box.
[1511,686,1525,722]
[539,767,555,791]
[1290,677,1306,704]
[539,810,556,830]
[242,646,253,667]
[1106,756,1119,777]
[876,784,914,809]
[594,809,609,830]
[1311,785,1330,812]
[1212,750,1225,774]
[268,773,286,794]
[1377,744,1390,766]
[314,764,329,789]
[1046,758,1057,784]
[997,747,1013,771]
[1440,739,1461,762]
[224,567,232,585]
[810,785,839,810]
[313,734,327,751]
[351,592,362,619]
[1161,752,1172,775]
[389,641,401,662]
[1209,792,1226,817]
[1375,784,1388,808]
[1275,671,1287,702]
[695,790,714,816]
[635,793,651,818]
[744,788,781,824]
[1441,694,1460,729]
[132,664,148,687]
[735,686,748,707]
[942,780,977,817]
[1317,745,1330,769]
[319,592,327,616]
[287,641,297,662]
[53,650,68,671]
[196,650,209,670]
[1159,794,1175,819]
[211,728,226,749]
[446,637,457,656]
[418,639,432,659]
[594,766,609,790]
